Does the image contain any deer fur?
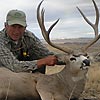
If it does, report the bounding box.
[0,54,89,100]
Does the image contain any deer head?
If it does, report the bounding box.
[37,0,99,81]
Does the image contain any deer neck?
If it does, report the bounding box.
[57,62,72,81]
[71,70,88,82]
[57,62,87,83]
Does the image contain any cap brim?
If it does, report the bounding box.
[8,20,27,27]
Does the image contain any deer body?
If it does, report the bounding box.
[0,67,41,100]
[0,55,88,100]
[35,54,89,100]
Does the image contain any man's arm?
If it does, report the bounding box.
[28,32,66,65]
[0,43,58,72]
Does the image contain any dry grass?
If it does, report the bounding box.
[83,63,100,99]
[45,42,100,99]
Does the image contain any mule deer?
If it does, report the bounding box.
[0,0,99,100]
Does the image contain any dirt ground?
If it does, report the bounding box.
[45,42,100,100]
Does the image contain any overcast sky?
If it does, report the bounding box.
[0,0,100,39]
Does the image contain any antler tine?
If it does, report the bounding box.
[77,0,99,52]
[37,0,74,54]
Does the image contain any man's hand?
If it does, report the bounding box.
[37,55,58,68]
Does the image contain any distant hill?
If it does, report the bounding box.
[41,38,100,44]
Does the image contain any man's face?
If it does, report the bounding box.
[5,24,26,41]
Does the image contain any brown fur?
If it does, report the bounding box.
[0,55,87,100]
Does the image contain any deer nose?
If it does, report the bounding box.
[83,59,90,66]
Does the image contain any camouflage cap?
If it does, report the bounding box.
[6,9,27,27]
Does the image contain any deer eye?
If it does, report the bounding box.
[70,57,76,61]
[83,53,88,56]
[87,56,90,59]
[83,53,89,59]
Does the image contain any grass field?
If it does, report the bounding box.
[44,41,100,99]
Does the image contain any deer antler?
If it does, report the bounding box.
[37,0,73,54]
[77,0,100,52]
[37,0,99,54]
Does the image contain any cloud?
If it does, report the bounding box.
[0,0,100,39]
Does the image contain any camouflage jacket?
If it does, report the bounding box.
[0,29,53,72]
